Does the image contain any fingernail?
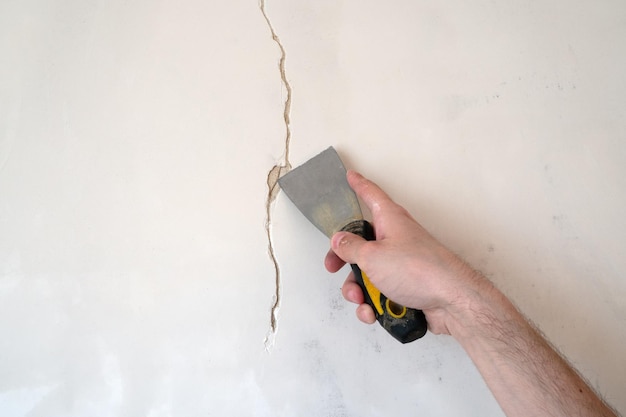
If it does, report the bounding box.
[347,170,362,180]
[331,232,347,249]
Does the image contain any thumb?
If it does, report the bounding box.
[330,231,368,266]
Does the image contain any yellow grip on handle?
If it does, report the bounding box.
[344,220,427,343]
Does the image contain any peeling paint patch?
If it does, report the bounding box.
[260,0,293,350]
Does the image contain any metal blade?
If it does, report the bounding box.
[278,147,363,237]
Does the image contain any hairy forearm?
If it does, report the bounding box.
[327,171,618,416]
[445,276,618,417]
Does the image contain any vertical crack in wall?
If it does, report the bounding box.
[260,0,293,350]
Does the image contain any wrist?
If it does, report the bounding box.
[441,267,514,343]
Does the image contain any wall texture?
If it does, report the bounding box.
[1,1,625,416]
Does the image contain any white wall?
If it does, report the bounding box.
[1,1,624,416]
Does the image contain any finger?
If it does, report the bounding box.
[341,274,364,304]
[356,303,377,324]
[340,273,376,324]
[324,248,346,273]
[346,170,396,219]
[330,230,368,266]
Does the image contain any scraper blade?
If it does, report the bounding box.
[277,147,362,238]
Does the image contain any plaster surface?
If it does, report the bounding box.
[1,1,625,416]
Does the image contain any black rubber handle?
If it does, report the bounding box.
[341,220,428,343]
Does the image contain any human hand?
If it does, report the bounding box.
[326,173,619,417]
[324,170,486,335]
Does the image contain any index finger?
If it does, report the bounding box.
[346,170,396,218]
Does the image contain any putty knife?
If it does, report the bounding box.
[278,147,428,343]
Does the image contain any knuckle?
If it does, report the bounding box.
[355,242,377,271]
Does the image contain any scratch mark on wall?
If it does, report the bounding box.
[260,0,293,350]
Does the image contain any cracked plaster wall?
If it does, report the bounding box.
[1,0,626,416]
